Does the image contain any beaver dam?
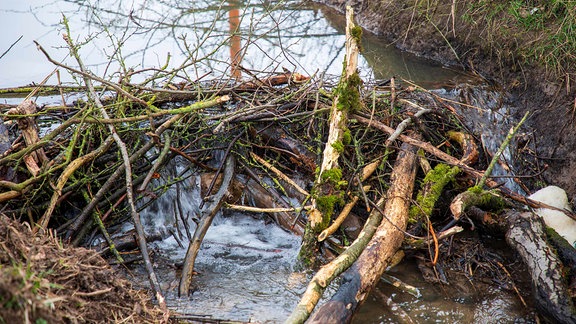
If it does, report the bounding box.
[1,2,576,324]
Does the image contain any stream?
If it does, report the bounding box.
[1,1,533,322]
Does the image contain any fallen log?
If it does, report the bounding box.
[505,211,576,323]
[306,141,418,323]
[298,4,361,267]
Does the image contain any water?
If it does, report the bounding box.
[0,0,468,92]
[1,0,528,322]
[136,172,312,322]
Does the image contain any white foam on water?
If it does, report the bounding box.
[136,172,306,322]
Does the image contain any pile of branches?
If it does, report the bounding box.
[1,12,575,323]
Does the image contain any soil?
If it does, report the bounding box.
[314,0,576,199]
[0,214,167,323]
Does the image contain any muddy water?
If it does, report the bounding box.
[2,0,529,323]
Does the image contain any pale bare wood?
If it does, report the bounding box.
[318,194,361,242]
[7,100,49,176]
[225,203,311,214]
[297,5,362,266]
[317,5,359,177]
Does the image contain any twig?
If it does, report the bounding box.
[65,114,183,240]
[199,131,243,209]
[250,151,309,196]
[385,102,431,146]
[380,273,422,298]
[318,187,368,242]
[225,204,310,213]
[138,132,172,192]
[34,40,149,107]
[0,35,23,60]
[37,136,114,231]
[478,111,529,188]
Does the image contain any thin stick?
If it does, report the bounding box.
[37,136,114,231]
[250,151,309,196]
[138,132,172,192]
[179,156,235,296]
[317,195,361,242]
[61,20,168,316]
[478,111,529,188]
[225,204,310,213]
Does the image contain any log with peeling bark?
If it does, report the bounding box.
[298,4,361,267]
[505,211,576,323]
[302,142,418,323]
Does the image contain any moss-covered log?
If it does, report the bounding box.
[306,141,418,323]
[298,5,362,267]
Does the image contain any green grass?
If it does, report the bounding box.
[460,0,576,79]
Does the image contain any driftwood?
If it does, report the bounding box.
[307,142,418,323]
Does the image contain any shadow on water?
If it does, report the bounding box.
[1,0,530,322]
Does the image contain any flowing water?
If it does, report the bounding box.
[1,1,531,322]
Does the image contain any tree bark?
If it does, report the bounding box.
[307,142,418,323]
[298,5,361,267]
[505,211,576,323]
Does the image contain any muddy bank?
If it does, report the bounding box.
[314,0,576,198]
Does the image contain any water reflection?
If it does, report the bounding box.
[0,0,467,90]
[228,1,242,79]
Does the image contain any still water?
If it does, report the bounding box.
[0,0,466,89]
[0,0,526,323]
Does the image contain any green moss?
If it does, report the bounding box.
[321,167,342,184]
[410,164,460,221]
[468,185,483,194]
[342,128,352,146]
[331,141,345,154]
[316,194,343,225]
[335,72,363,113]
[350,25,363,51]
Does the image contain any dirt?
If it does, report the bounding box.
[0,214,167,323]
[315,0,576,199]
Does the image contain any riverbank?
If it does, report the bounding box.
[315,0,576,197]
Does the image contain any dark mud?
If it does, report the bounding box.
[314,0,576,199]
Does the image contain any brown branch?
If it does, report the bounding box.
[179,155,235,296]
